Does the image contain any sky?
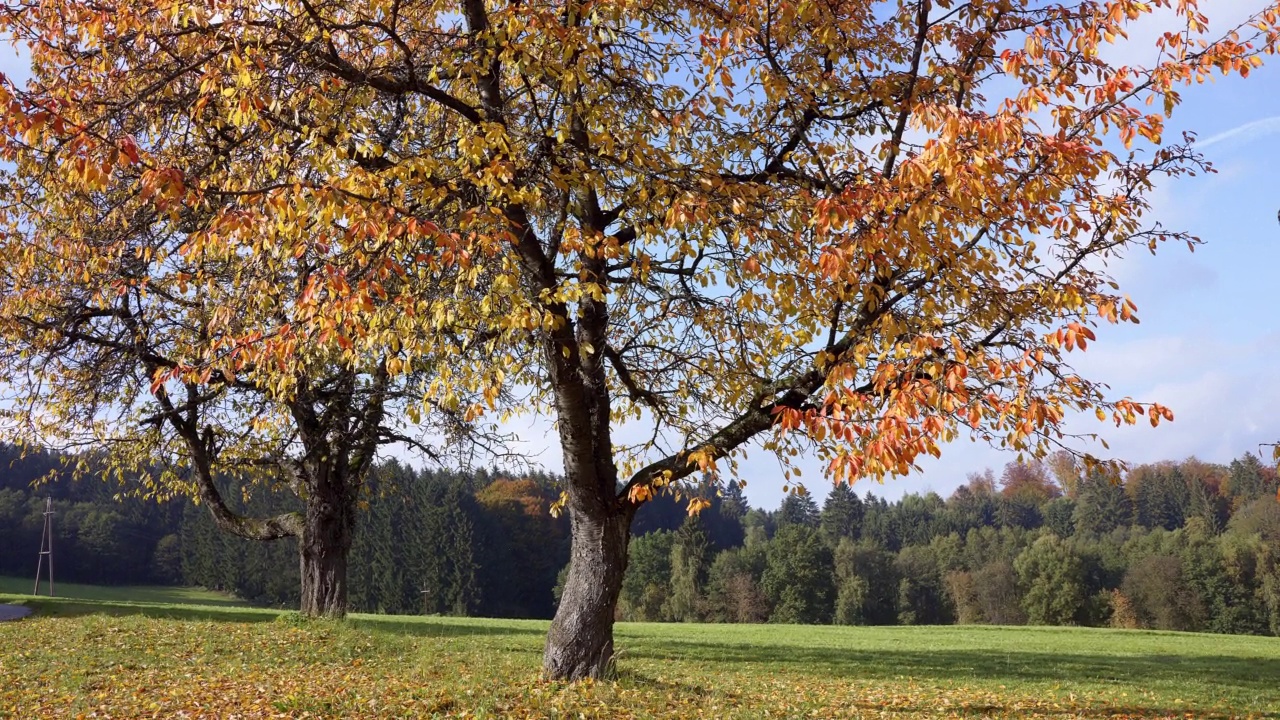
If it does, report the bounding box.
[512,4,1280,509]
[2,3,1279,511]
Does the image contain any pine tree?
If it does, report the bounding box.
[820,483,864,547]
[664,516,712,622]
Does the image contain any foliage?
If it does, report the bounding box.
[1074,471,1134,536]
[762,524,834,625]
[663,516,712,622]
[11,442,1280,639]
[833,538,899,626]
[618,530,675,622]
[1015,534,1086,625]
[5,0,1279,675]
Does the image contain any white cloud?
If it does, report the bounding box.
[1197,116,1280,150]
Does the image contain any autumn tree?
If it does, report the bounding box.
[0,43,489,617]
[3,0,1278,678]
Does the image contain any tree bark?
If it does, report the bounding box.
[543,506,634,680]
[298,471,356,618]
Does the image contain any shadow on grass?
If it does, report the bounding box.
[624,638,1280,717]
[1,595,546,639]
[349,615,547,638]
[1,596,284,624]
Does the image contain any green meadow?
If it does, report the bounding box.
[2,585,1279,718]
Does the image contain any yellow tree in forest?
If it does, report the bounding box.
[2,0,1277,678]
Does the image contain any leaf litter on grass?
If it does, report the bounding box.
[1,614,1277,719]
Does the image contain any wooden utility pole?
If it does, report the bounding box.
[33,497,54,596]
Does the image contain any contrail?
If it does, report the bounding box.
[1197,116,1280,150]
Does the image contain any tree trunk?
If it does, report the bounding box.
[299,476,355,618]
[543,507,633,680]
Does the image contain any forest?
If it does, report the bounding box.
[3,443,1278,635]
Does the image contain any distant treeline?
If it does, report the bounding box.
[2,444,1280,634]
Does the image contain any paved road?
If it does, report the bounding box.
[0,604,33,622]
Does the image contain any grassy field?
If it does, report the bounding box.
[0,575,247,607]
[2,592,1279,718]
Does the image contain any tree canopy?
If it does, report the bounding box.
[2,0,1277,678]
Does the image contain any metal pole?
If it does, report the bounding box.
[33,497,54,596]
[47,497,53,596]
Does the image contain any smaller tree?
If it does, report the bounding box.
[776,492,821,529]
[895,545,952,625]
[762,524,834,624]
[706,546,770,624]
[832,538,899,626]
[1122,553,1202,631]
[1015,534,1087,625]
[664,516,713,622]
[618,531,675,622]
[972,560,1027,626]
[820,483,865,547]
[1074,472,1133,537]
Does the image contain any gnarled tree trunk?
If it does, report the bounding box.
[543,506,634,680]
[298,468,356,618]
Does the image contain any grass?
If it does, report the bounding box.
[0,575,247,607]
[2,591,1279,718]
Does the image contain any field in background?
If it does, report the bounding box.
[0,575,247,607]
[2,591,1278,718]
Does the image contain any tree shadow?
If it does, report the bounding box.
[3,597,283,624]
[348,615,547,638]
[5,597,548,639]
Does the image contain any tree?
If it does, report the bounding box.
[1225,454,1279,509]
[618,530,674,622]
[944,484,999,536]
[664,515,712,621]
[971,560,1026,626]
[1126,463,1190,531]
[821,483,864,546]
[4,0,1276,679]
[832,538,898,625]
[999,460,1060,504]
[1074,471,1133,536]
[474,478,568,618]
[1015,534,1086,625]
[1121,553,1203,631]
[0,140,473,616]
[776,491,821,529]
[896,544,953,625]
[705,545,770,623]
[761,524,835,624]
[1043,497,1077,538]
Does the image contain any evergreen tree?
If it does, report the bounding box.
[619,530,675,621]
[895,544,953,625]
[1074,472,1132,536]
[820,483,864,546]
[761,524,834,624]
[861,494,902,551]
[776,492,821,529]
[664,516,712,621]
[1043,497,1077,538]
[832,538,898,625]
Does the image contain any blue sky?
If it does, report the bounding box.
[814,5,1280,506]
[729,1,1280,507]
[3,4,1278,511]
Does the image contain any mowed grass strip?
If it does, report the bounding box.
[2,598,1278,719]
